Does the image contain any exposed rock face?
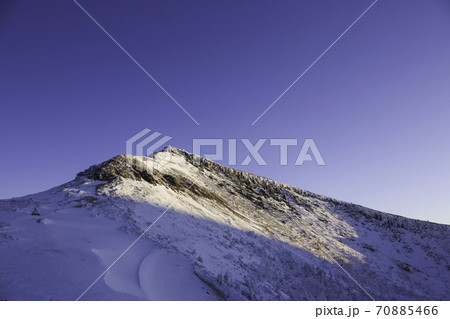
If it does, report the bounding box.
[77,155,154,182]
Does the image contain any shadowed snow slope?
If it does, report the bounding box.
[0,147,449,300]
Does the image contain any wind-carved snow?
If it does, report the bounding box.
[0,147,448,300]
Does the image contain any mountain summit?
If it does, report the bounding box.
[0,147,448,300]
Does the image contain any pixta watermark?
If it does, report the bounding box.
[126,129,325,173]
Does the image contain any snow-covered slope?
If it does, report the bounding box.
[0,147,448,300]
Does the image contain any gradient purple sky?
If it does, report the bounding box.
[1,0,449,223]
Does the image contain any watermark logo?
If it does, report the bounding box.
[126,128,172,173]
[126,129,325,171]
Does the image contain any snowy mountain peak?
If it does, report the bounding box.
[0,148,449,300]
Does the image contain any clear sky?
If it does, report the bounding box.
[1,0,449,224]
